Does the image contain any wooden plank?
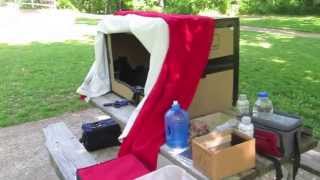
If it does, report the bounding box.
[91,93,135,128]
[301,150,320,176]
[43,122,96,180]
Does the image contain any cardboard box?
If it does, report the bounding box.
[106,17,237,116]
[188,70,233,118]
[209,27,234,59]
[192,130,256,180]
[190,112,235,138]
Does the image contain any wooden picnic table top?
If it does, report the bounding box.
[91,93,318,180]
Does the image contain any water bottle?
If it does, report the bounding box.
[252,91,274,120]
[236,94,250,116]
[238,116,254,137]
[165,100,189,149]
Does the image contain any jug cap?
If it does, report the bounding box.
[172,100,180,111]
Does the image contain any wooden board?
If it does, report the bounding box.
[91,93,135,128]
[43,122,97,180]
[301,150,320,176]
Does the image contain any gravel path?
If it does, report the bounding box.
[241,25,320,38]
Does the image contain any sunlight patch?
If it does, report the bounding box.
[304,76,320,83]
[259,42,272,48]
[271,58,286,64]
[240,40,272,49]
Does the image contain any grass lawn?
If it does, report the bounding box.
[241,16,320,33]
[75,17,101,26]
[0,40,94,127]
[0,21,319,138]
[240,31,320,137]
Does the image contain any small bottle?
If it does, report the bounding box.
[165,100,189,149]
[238,116,254,137]
[252,91,274,120]
[236,94,250,116]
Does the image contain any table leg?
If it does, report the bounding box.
[283,163,294,180]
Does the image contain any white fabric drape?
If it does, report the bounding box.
[77,14,169,140]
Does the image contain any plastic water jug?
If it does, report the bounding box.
[165,100,189,149]
[252,91,274,120]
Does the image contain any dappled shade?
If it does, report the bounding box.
[239,31,320,137]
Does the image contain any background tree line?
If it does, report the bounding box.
[57,0,320,15]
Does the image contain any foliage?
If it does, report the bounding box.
[57,0,76,9]
[241,16,320,33]
[0,41,93,127]
[240,0,320,15]
[164,0,231,14]
[69,0,132,14]
[133,0,163,11]
[240,31,320,137]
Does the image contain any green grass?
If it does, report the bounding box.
[0,40,94,127]
[1,21,319,139]
[75,17,101,26]
[240,31,320,137]
[241,16,320,33]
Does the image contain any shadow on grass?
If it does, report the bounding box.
[240,31,320,137]
[0,40,94,127]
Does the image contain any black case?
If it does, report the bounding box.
[80,119,121,151]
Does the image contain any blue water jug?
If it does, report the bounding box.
[165,100,189,149]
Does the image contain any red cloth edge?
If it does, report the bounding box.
[116,11,216,170]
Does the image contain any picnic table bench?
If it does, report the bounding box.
[91,93,319,179]
[43,92,319,180]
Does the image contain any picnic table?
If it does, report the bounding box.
[91,93,318,180]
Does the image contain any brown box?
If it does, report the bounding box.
[192,130,256,180]
[209,27,234,59]
[188,70,233,118]
[106,17,238,117]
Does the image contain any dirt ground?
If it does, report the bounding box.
[0,108,119,180]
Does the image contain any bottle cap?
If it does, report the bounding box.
[258,91,268,98]
[241,116,251,124]
[172,100,180,111]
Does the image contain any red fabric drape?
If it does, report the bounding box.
[77,154,150,180]
[116,11,215,170]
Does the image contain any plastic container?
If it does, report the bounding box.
[252,91,274,120]
[135,165,196,180]
[238,116,254,137]
[236,94,250,116]
[165,100,189,149]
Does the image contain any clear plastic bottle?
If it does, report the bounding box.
[252,91,274,120]
[238,116,254,137]
[236,94,250,116]
[165,100,189,149]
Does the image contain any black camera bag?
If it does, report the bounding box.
[80,119,121,151]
